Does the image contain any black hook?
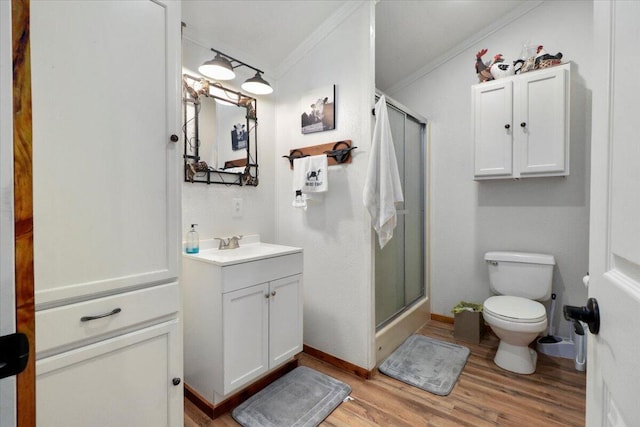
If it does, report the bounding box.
[324,141,357,164]
[282,149,308,167]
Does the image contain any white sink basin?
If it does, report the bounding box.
[184,241,302,266]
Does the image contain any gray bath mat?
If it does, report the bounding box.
[378,334,470,396]
[232,366,351,427]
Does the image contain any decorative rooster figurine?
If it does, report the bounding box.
[475,49,501,83]
[534,45,563,69]
[490,54,518,79]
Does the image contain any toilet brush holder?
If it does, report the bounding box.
[574,321,587,372]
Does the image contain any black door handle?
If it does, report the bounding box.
[563,298,600,335]
[0,332,29,379]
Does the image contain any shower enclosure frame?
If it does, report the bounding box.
[374,92,429,332]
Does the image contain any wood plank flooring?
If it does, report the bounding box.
[185,320,586,426]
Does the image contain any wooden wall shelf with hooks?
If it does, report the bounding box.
[283,140,356,169]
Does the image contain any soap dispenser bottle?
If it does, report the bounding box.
[186,224,199,254]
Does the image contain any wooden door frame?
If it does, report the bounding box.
[12,0,35,425]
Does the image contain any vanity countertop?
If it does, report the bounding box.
[183,235,302,267]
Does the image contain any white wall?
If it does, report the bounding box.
[181,37,276,243]
[390,0,592,337]
[274,2,376,369]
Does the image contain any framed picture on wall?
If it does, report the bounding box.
[301,84,335,134]
[231,123,247,151]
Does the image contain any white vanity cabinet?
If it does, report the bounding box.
[183,244,303,405]
[472,63,570,180]
[222,274,303,393]
[30,1,182,425]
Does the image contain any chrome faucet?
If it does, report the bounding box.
[215,237,228,250]
[228,235,242,249]
[215,235,242,250]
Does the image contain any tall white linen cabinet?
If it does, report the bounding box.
[30,1,182,426]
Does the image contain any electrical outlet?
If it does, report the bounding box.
[232,198,243,218]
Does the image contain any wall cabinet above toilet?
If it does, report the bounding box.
[472,63,570,180]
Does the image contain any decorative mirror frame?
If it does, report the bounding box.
[182,74,258,186]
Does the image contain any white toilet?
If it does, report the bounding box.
[482,251,555,374]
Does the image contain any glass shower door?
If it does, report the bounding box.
[375,98,425,329]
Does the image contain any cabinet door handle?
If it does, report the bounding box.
[271,291,276,297]
[170,134,179,142]
[80,307,122,322]
[520,122,527,127]
[265,294,270,299]
[504,124,510,129]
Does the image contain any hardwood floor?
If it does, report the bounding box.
[184,320,586,426]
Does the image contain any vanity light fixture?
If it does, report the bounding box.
[242,71,273,95]
[198,48,273,95]
[198,52,235,81]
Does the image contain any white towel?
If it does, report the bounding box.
[292,154,328,209]
[303,154,328,193]
[363,95,404,249]
[292,156,308,193]
[292,156,310,209]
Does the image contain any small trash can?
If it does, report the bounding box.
[452,301,484,344]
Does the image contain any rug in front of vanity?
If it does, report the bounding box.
[231,366,351,427]
[378,334,470,396]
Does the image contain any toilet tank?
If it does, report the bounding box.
[485,251,555,301]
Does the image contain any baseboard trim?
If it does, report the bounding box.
[184,358,299,419]
[184,383,214,419]
[431,313,454,324]
[303,344,372,379]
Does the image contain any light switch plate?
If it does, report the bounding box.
[232,198,243,218]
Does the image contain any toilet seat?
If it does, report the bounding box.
[484,296,546,323]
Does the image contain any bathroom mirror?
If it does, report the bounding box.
[182,74,258,186]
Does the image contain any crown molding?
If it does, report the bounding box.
[385,0,545,96]
[273,0,367,79]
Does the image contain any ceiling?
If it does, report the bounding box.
[182,0,529,94]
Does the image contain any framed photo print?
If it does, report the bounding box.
[231,123,248,151]
[301,84,335,134]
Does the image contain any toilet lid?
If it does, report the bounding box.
[484,296,546,323]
